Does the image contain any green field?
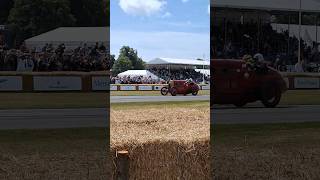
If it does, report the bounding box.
[0,101,208,179]
[111,100,208,109]
[0,90,318,109]
[280,90,320,105]
[0,90,317,179]
[111,90,210,96]
[212,122,320,179]
[0,92,108,109]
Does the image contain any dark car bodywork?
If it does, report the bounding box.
[211,59,287,108]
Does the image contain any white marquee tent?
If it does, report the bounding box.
[147,58,210,66]
[25,27,109,50]
[117,70,161,80]
[195,69,210,76]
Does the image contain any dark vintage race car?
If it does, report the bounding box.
[211,59,287,108]
[161,80,200,96]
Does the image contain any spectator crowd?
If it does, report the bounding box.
[111,75,163,84]
[0,41,110,72]
[149,68,210,83]
[212,22,320,72]
[110,68,210,84]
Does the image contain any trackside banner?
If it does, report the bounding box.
[92,76,109,90]
[0,76,23,91]
[33,76,82,91]
[138,86,153,91]
[294,78,320,89]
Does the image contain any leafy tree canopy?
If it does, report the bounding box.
[8,0,76,44]
[112,46,146,75]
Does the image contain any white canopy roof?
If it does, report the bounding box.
[25,27,109,50]
[147,58,210,66]
[211,0,320,13]
[195,69,210,76]
[117,70,160,80]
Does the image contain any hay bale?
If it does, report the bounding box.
[111,140,210,180]
[111,105,210,179]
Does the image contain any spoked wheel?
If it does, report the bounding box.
[160,87,169,96]
[192,91,198,96]
[234,101,247,108]
[260,84,281,108]
[191,85,199,96]
[170,87,177,96]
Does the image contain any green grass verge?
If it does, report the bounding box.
[212,122,320,179]
[111,90,210,96]
[212,122,320,145]
[0,90,319,109]
[0,93,108,109]
[0,127,108,154]
[111,100,209,110]
[0,127,109,179]
[280,90,320,105]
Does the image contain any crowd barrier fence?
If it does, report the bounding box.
[1,72,320,92]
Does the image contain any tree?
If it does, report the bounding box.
[112,46,146,75]
[8,0,76,45]
[112,56,133,75]
[110,54,115,68]
[118,46,146,70]
[69,0,109,27]
[0,0,13,24]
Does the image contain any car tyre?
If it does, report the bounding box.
[160,87,169,96]
[234,101,247,108]
[260,84,281,108]
[170,88,177,96]
[192,91,198,96]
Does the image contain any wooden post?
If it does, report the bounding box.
[116,150,129,180]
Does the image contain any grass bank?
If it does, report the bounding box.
[0,128,109,179]
[212,122,320,179]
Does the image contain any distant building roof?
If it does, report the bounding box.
[117,70,160,80]
[25,27,109,49]
[195,69,210,76]
[147,58,210,66]
[211,0,320,13]
[26,27,109,42]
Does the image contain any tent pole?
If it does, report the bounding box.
[257,12,260,52]
[298,0,302,63]
[203,54,205,83]
[288,14,291,55]
[169,64,171,80]
[224,17,227,53]
[316,16,318,44]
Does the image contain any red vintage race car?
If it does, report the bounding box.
[211,59,287,108]
[161,80,200,96]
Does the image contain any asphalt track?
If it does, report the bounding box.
[0,96,209,129]
[0,108,107,129]
[213,104,320,124]
[110,95,210,103]
[0,95,319,129]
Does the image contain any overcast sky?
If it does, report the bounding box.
[111,0,210,61]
